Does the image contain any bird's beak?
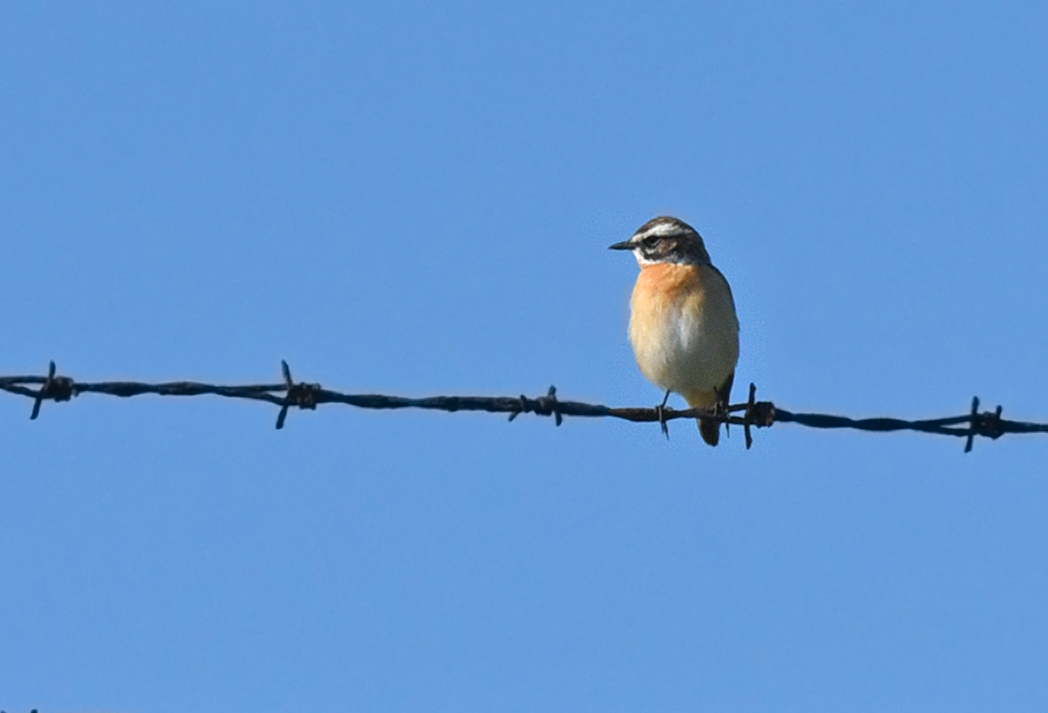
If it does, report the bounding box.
[608,240,635,251]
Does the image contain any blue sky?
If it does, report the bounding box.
[3,2,1047,711]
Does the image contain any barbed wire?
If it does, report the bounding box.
[2,361,1046,452]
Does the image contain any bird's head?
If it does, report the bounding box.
[609,216,711,266]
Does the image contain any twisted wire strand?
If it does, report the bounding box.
[3,361,1045,452]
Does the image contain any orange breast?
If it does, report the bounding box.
[627,261,739,403]
[631,262,705,318]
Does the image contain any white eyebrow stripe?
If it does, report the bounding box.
[634,222,687,240]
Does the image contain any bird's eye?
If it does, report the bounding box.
[642,236,659,249]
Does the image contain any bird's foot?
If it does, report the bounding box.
[656,403,670,439]
[716,401,730,439]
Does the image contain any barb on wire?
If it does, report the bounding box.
[2,361,1046,452]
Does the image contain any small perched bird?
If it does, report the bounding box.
[610,216,740,445]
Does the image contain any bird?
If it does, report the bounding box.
[610,216,740,446]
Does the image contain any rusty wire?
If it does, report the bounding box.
[2,361,1046,452]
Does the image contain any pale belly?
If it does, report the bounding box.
[628,265,739,405]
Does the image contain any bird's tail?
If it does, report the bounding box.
[684,392,720,447]
[699,415,721,447]
[686,374,734,448]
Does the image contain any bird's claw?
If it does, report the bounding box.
[656,403,670,439]
[717,401,730,439]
